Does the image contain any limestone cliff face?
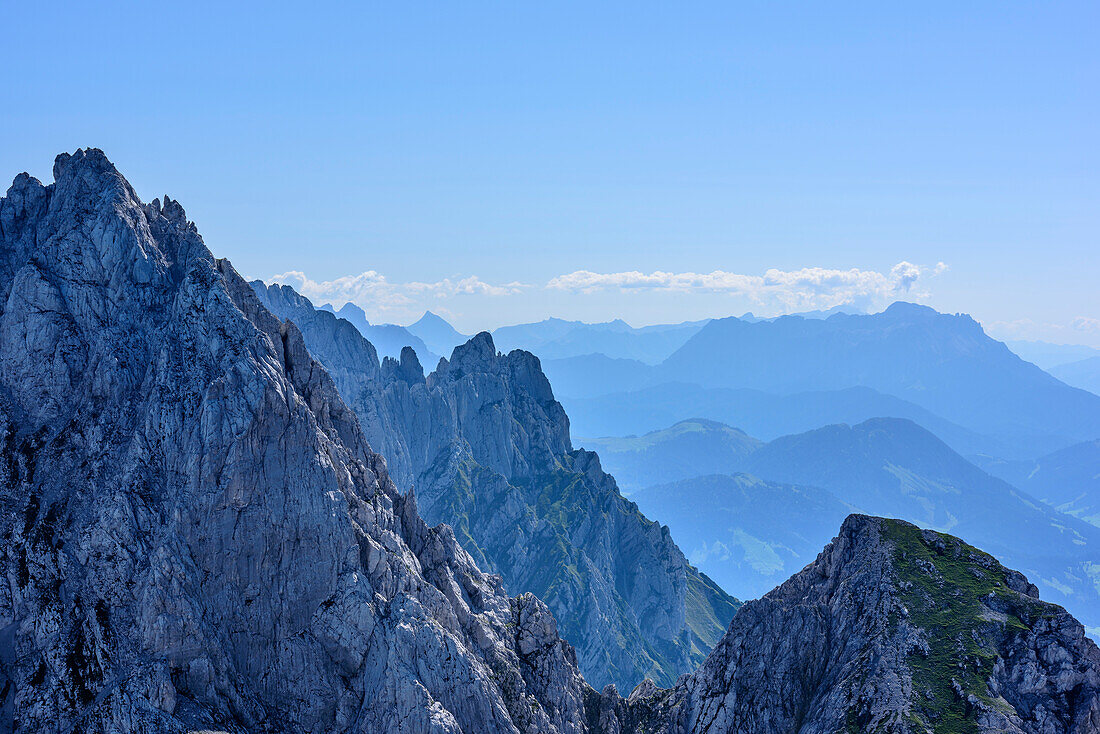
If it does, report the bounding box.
[598,515,1100,734]
[0,150,592,733]
[253,284,739,690]
[4,151,1099,734]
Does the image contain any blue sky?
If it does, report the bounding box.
[4,2,1098,343]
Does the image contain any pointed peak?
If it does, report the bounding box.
[415,310,448,325]
[52,148,115,183]
[448,332,497,372]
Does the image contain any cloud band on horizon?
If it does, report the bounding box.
[268,260,948,326]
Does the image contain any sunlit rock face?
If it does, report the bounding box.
[0,149,592,733]
[2,150,1098,734]
[254,283,740,691]
[600,515,1100,734]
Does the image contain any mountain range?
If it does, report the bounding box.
[584,417,1100,632]
[980,439,1100,529]
[253,284,738,690]
[542,305,1100,461]
[3,149,1099,733]
[321,301,442,366]
[1004,339,1100,370]
[1050,356,1100,397]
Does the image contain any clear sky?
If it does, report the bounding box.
[4,2,1098,343]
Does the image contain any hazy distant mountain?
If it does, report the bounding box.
[604,515,1100,733]
[738,304,864,322]
[542,354,654,398]
[256,285,740,690]
[491,317,707,364]
[405,310,471,357]
[982,439,1100,528]
[1005,339,1100,370]
[655,302,1100,457]
[741,418,1100,627]
[632,474,852,598]
[1051,356,1100,396]
[11,149,1099,733]
[320,301,441,364]
[579,419,762,492]
[583,412,1100,632]
[563,382,1016,458]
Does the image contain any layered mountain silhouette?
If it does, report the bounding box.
[1051,356,1100,397]
[320,301,442,365]
[490,317,707,364]
[585,416,1100,631]
[406,310,471,357]
[551,305,1100,461]
[580,419,761,491]
[568,383,1008,458]
[4,150,1099,733]
[1005,339,1100,370]
[981,439,1100,529]
[254,284,738,690]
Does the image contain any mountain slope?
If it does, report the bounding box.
[0,149,594,733]
[743,418,1100,629]
[320,301,441,365]
[598,515,1100,733]
[659,303,1100,455]
[631,474,853,598]
[1050,356,1100,396]
[254,285,739,690]
[406,310,470,357]
[982,439,1100,528]
[578,419,762,492]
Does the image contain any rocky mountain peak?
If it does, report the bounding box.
[0,150,597,733]
[600,513,1100,733]
[381,345,426,385]
[445,330,498,371]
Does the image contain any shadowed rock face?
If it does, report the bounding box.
[0,150,593,733]
[597,515,1100,734]
[253,283,740,690]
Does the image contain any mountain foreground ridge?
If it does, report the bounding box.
[1,150,1098,733]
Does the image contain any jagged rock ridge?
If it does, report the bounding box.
[0,149,594,733]
[3,151,1099,734]
[597,515,1100,734]
[253,283,739,690]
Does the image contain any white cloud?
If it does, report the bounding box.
[268,259,950,329]
[267,270,528,323]
[546,261,946,313]
[1073,317,1100,333]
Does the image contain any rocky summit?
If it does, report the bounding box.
[597,515,1100,734]
[0,150,593,733]
[2,151,1099,734]
[253,282,739,690]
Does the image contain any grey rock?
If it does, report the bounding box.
[0,149,592,733]
[598,515,1100,733]
[4,150,1099,734]
[253,284,740,691]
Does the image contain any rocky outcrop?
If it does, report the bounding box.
[254,284,740,690]
[598,515,1100,733]
[5,150,1098,733]
[0,149,594,733]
